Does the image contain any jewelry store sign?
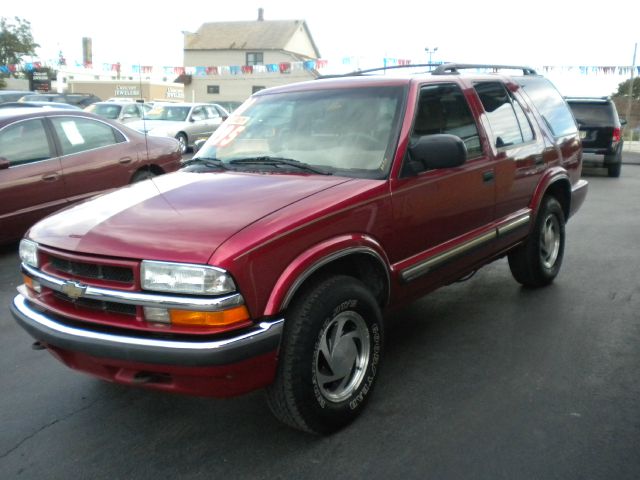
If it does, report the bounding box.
[166,87,184,99]
[115,86,140,97]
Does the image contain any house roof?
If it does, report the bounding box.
[184,20,321,58]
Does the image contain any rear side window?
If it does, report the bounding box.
[475,82,533,148]
[0,118,52,165]
[51,117,122,155]
[519,77,577,138]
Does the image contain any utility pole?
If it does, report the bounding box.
[625,42,637,132]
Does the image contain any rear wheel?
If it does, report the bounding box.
[131,169,157,183]
[266,275,383,434]
[508,196,565,287]
[605,148,622,177]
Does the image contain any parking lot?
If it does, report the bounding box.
[1,154,639,479]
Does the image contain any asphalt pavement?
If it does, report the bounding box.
[0,158,639,479]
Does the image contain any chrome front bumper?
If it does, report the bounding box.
[11,294,284,367]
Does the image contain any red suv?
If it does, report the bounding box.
[11,64,588,434]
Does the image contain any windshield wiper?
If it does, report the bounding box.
[181,157,228,171]
[228,156,332,175]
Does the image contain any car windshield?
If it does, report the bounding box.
[86,104,122,119]
[195,86,405,179]
[144,105,190,122]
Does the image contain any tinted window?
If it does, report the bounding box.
[0,118,51,165]
[512,97,534,142]
[519,77,577,137]
[567,102,617,125]
[475,82,527,148]
[51,117,120,155]
[412,83,482,157]
[86,104,121,119]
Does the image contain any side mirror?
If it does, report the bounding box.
[620,118,628,127]
[408,134,467,171]
[0,157,9,170]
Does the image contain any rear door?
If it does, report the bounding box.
[0,117,65,242]
[48,115,137,202]
[472,81,548,219]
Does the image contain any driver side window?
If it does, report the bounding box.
[405,83,482,175]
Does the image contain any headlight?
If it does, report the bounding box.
[19,239,39,268]
[141,261,236,295]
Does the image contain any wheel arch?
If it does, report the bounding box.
[530,168,571,221]
[263,239,391,317]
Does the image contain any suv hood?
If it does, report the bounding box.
[28,172,352,264]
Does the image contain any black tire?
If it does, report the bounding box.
[607,160,621,178]
[131,169,157,183]
[266,275,383,434]
[508,196,565,287]
[176,133,188,154]
[605,147,622,178]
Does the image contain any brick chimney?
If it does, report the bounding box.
[258,8,264,21]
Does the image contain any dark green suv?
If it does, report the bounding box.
[566,97,626,177]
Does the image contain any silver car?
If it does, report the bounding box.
[128,102,229,153]
[85,101,151,124]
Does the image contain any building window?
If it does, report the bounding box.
[252,86,265,94]
[207,85,220,94]
[246,52,264,66]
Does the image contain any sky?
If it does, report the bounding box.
[3,0,639,96]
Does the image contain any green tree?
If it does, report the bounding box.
[0,16,39,68]
[613,76,640,100]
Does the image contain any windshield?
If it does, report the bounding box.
[144,105,191,122]
[195,86,405,178]
[86,104,122,119]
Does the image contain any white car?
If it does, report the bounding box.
[127,102,229,153]
[85,101,152,124]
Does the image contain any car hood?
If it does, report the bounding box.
[28,172,352,264]
[128,119,186,133]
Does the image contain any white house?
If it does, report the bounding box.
[182,9,321,104]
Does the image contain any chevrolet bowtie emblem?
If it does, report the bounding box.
[61,281,87,300]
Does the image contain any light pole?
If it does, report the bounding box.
[425,47,439,66]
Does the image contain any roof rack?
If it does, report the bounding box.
[432,63,538,76]
[317,63,440,79]
[316,62,539,80]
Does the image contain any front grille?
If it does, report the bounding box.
[50,257,134,284]
[53,292,137,316]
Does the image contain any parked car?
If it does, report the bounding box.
[0,107,182,244]
[211,100,243,113]
[85,101,152,124]
[19,93,102,108]
[10,64,588,434]
[0,90,34,103]
[127,102,229,153]
[0,101,81,110]
[566,96,626,177]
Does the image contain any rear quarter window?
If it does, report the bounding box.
[518,77,577,138]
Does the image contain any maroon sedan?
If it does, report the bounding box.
[0,107,182,244]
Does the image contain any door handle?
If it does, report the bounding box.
[119,156,133,164]
[483,170,495,183]
[534,155,544,166]
[42,173,59,182]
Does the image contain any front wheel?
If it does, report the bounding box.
[266,275,383,434]
[508,196,566,287]
[176,133,188,154]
